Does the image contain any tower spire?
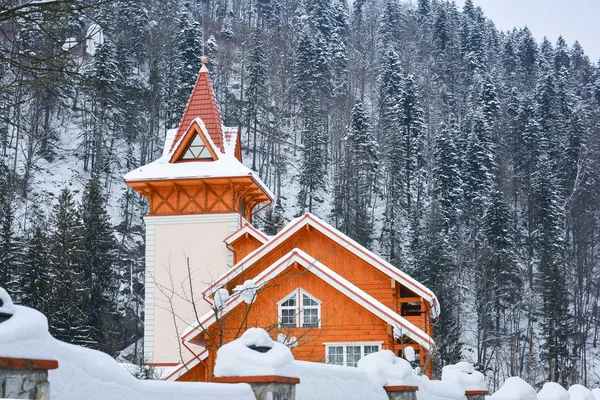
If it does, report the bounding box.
[172,57,223,152]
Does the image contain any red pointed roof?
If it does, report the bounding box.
[171,59,224,153]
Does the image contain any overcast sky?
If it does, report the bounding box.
[453,0,600,62]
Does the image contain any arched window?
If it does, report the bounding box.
[277,289,321,328]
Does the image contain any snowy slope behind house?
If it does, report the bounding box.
[1,0,600,390]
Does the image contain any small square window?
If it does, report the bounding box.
[347,346,362,367]
[327,346,344,365]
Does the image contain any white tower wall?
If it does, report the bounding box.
[144,213,240,365]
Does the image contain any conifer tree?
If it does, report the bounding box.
[433,118,463,228]
[21,226,51,314]
[80,175,119,354]
[48,189,92,348]
[334,100,377,247]
[245,28,267,171]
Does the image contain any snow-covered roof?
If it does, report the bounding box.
[124,118,274,201]
[183,248,435,351]
[224,222,270,245]
[204,213,439,318]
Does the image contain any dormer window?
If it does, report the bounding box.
[182,134,213,160]
[278,289,321,328]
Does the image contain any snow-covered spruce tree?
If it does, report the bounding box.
[48,189,93,348]
[80,175,120,355]
[20,226,51,315]
[84,39,121,174]
[533,155,572,383]
[432,118,463,229]
[333,100,377,247]
[295,29,329,214]
[245,27,267,171]
[377,47,403,262]
[480,187,521,369]
[0,184,21,301]
[414,201,461,376]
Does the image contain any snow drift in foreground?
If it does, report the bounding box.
[538,382,570,400]
[214,327,488,400]
[0,288,253,400]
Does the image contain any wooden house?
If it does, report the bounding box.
[124,58,439,380]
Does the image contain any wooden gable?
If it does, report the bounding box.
[170,119,219,163]
[224,223,269,264]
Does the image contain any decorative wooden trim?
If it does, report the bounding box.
[384,386,419,392]
[147,362,181,367]
[0,357,58,370]
[214,375,300,384]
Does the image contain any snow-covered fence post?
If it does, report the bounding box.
[214,375,299,400]
[0,357,58,400]
[0,288,59,399]
[465,390,489,400]
[383,385,419,400]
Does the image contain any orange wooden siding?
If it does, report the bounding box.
[229,234,265,264]
[194,265,395,381]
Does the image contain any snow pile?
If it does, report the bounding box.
[293,360,388,400]
[0,287,16,315]
[441,362,487,391]
[0,298,254,400]
[569,385,594,400]
[404,346,416,361]
[236,279,258,304]
[538,382,569,400]
[489,377,537,400]
[356,350,414,386]
[592,389,600,400]
[214,288,230,309]
[355,350,465,400]
[214,328,294,377]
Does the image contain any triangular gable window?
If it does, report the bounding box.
[181,134,214,160]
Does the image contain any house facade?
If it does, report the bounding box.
[124,59,439,380]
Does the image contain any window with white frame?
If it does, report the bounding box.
[278,289,321,328]
[325,343,382,367]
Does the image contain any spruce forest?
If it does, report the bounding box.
[1,0,600,390]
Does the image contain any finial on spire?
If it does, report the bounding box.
[200,56,208,73]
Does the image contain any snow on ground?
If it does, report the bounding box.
[0,291,253,400]
[214,327,295,377]
[592,388,600,400]
[538,382,570,400]
[569,384,595,400]
[215,327,475,400]
[488,377,537,400]
[441,362,487,391]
